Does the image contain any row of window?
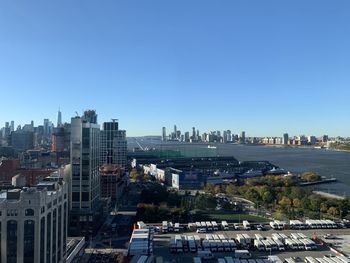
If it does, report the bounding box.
[0,209,34,217]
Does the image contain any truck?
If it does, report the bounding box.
[210,240,218,252]
[206,221,213,231]
[234,250,251,259]
[169,239,177,253]
[188,238,197,253]
[162,221,168,233]
[174,223,181,232]
[271,233,282,242]
[228,239,237,251]
[267,256,283,263]
[216,240,224,252]
[273,238,285,251]
[289,220,305,230]
[254,234,264,241]
[269,220,286,230]
[197,250,214,260]
[293,238,304,250]
[212,221,219,231]
[243,220,251,230]
[202,240,211,251]
[218,234,226,240]
[254,239,265,251]
[266,237,278,251]
[222,239,231,252]
[225,257,235,263]
[236,234,251,248]
[221,221,229,230]
[261,239,272,251]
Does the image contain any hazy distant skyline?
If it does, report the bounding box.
[1,1,350,137]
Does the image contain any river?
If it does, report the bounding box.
[128,139,350,197]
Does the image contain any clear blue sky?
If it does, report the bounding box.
[1,0,349,137]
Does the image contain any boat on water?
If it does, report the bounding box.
[239,169,264,178]
[267,167,288,175]
[207,145,217,149]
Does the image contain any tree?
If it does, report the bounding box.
[225,184,239,197]
[320,203,328,214]
[327,207,339,218]
[309,194,322,212]
[279,196,292,207]
[292,198,301,209]
[302,171,321,182]
[262,191,274,205]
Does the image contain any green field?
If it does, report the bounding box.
[204,213,269,223]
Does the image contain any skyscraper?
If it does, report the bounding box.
[283,133,289,145]
[10,120,14,132]
[70,110,101,234]
[43,119,50,138]
[100,119,127,167]
[192,127,196,140]
[162,127,167,141]
[57,108,62,127]
[240,131,246,144]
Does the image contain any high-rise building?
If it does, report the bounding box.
[10,130,34,151]
[283,133,289,145]
[162,127,167,141]
[0,176,68,263]
[174,125,177,138]
[10,120,14,132]
[70,110,101,235]
[240,131,246,144]
[100,120,127,168]
[308,135,317,145]
[192,127,196,141]
[57,108,62,127]
[322,135,329,143]
[223,131,228,143]
[52,124,71,153]
[184,132,190,142]
[43,119,50,137]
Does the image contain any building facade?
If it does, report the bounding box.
[100,120,127,168]
[70,111,101,235]
[0,180,68,263]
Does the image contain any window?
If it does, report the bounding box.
[24,220,35,263]
[47,212,51,263]
[72,192,80,202]
[7,210,18,217]
[25,209,34,216]
[82,192,89,201]
[57,206,62,261]
[52,209,57,263]
[7,220,17,263]
[40,217,45,263]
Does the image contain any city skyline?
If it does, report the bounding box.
[1,1,350,136]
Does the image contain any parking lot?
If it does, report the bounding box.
[153,228,350,263]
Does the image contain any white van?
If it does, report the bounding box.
[197,250,214,260]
